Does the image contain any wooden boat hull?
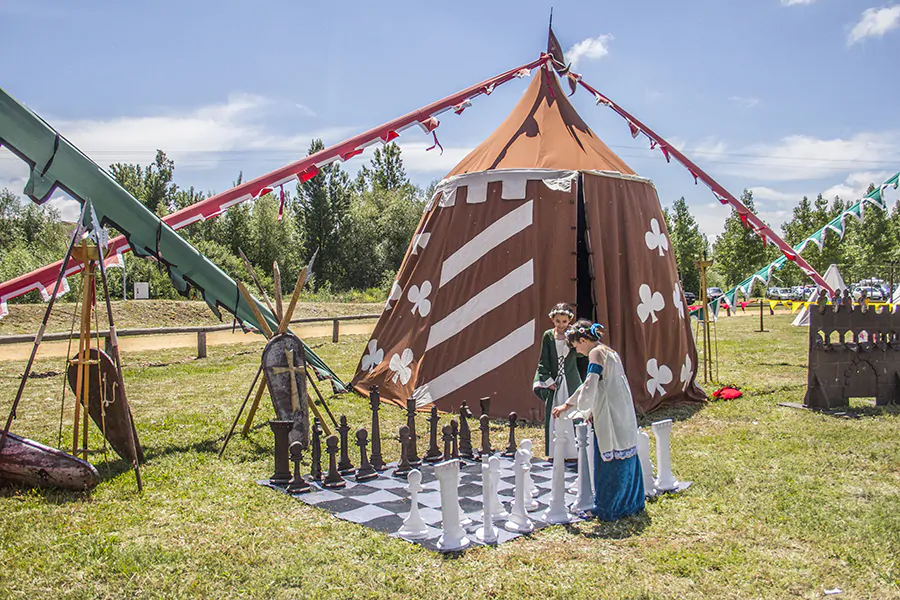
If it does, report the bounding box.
[0,431,99,490]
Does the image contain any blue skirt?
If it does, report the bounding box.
[592,443,645,521]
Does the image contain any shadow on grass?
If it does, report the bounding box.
[0,480,94,503]
[568,510,651,540]
[638,401,706,427]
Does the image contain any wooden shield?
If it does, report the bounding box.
[67,348,143,463]
[262,333,309,448]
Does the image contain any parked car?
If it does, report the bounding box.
[790,286,806,301]
[766,287,792,300]
[706,287,724,302]
[852,286,883,302]
[683,290,697,305]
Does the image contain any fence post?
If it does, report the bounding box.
[332,319,340,343]
[197,330,207,359]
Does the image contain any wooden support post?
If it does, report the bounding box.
[332,319,340,343]
[197,330,207,359]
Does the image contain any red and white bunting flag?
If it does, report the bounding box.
[660,145,671,163]
[514,68,531,79]
[650,139,658,150]
[594,93,611,107]
[277,185,285,222]
[426,131,444,154]
[341,148,364,161]
[299,167,319,183]
[628,120,640,139]
[688,169,699,184]
[453,100,472,115]
[381,130,399,143]
[483,83,495,95]
[418,117,439,133]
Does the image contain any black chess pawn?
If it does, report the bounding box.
[441,424,453,461]
[405,398,422,467]
[458,402,474,459]
[369,386,386,471]
[393,425,412,479]
[450,418,460,460]
[478,414,493,457]
[286,441,311,493]
[337,415,356,475]
[479,397,491,418]
[355,428,378,482]
[310,417,323,481]
[269,420,293,485]
[424,405,443,462]
[502,412,518,458]
[322,435,346,489]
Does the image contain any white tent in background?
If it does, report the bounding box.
[893,286,900,305]
[792,264,848,327]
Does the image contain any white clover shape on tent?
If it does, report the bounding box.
[411,232,431,256]
[673,283,685,319]
[384,281,402,312]
[644,218,669,256]
[646,358,673,397]
[389,348,415,385]
[637,284,665,323]
[361,339,384,373]
[407,280,433,317]
[679,354,692,392]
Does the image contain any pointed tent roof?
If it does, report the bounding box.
[447,68,635,176]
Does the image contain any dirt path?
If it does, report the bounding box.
[0,321,376,362]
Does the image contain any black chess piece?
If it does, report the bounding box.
[405,398,422,467]
[337,415,356,475]
[478,414,493,457]
[393,425,412,479]
[355,428,378,482]
[286,441,311,493]
[323,435,346,489]
[269,420,293,485]
[458,402,474,459]
[424,405,442,462]
[479,397,491,418]
[450,418,460,460]
[441,424,453,461]
[502,412,518,458]
[310,417,323,481]
[369,386,386,471]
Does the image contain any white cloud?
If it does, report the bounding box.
[848,5,900,45]
[567,35,613,69]
[781,0,817,5]
[685,131,900,182]
[749,186,802,202]
[729,96,761,109]
[821,170,893,200]
[394,142,474,174]
[46,194,82,222]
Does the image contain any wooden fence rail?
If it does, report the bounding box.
[0,313,380,359]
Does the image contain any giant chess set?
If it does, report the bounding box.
[260,389,689,552]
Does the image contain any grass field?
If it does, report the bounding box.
[0,310,898,599]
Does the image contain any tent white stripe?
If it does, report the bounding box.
[422,320,536,403]
[438,201,533,288]
[426,260,534,351]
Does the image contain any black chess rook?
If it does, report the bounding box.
[479,397,491,418]
[269,420,293,485]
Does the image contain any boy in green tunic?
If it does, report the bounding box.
[533,303,583,457]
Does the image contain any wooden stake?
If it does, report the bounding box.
[237,282,273,339]
[278,267,306,334]
[237,248,277,318]
[273,262,284,324]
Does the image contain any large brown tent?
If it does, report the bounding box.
[351,66,704,418]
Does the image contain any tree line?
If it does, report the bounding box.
[0,142,429,304]
[664,186,900,296]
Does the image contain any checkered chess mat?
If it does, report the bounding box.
[260,456,585,552]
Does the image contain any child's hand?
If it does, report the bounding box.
[551,404,569,418]
[549,383,557,391]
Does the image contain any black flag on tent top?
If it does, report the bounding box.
[547,25,578,95]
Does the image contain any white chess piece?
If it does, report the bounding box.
[519,439,539,511]
[475,456,499,543]
[435,459,471,551]
[586,422,596,490]
[651,419,678,491]
[398,469,429,539]
[541,423,572,524]
[504,448,534,533]
[489,454,510,518]
[636,429,658,497]
[457,464,473,526]
[571,423,594,512]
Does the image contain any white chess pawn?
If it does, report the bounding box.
[519,439,539,511]
[504,448,534,533]
[475,456,499,543]
[435,459,471,551]
[651,419,678,492]
[398,469,429,539]
[541,422,572,524]
[636,429,658,497]
[571,423,594,513]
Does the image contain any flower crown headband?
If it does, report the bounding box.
[548,307,575,319]
[565,323,605,338]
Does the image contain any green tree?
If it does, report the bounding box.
[666,197,706,295]
[110,150,177,215]
[712,190,768,288]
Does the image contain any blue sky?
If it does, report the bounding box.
[1,0,899,237]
